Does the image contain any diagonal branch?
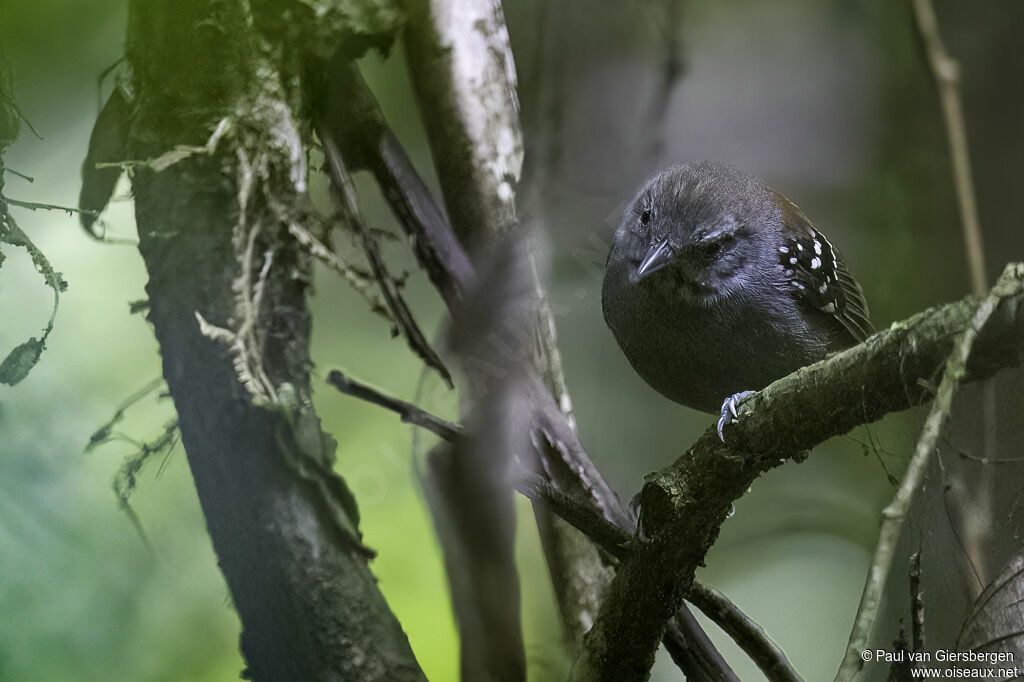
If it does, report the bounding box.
[326,369,462,441]
[910,0,987,297]
[319,128,454,388]
[687,584,800,682]
[910,0,997,595]
[317,60,474,308]
[573,263,1024,681]
[317,10,736,676]
[400,4,727,674]
[836,270,1007,680]
[326,364,795,681]
[326,32,734,675]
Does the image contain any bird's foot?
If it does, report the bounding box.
[717,391,755,442]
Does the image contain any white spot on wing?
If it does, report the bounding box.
[810,257,821,269]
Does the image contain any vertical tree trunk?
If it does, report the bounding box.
[124,1,425,679]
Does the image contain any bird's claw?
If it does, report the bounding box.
[717,391,755,442]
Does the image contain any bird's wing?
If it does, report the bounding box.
[773,194,874,343]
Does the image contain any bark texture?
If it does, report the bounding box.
[123,1,424,679]
[404,0,616,650]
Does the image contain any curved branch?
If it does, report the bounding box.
[688,584,801,682]
[328,362,783,680]
[574,263,1024,681]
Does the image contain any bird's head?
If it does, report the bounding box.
[612,162,775,306]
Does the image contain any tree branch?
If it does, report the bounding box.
[910,0,997,591]
[304,11,732,670]
[910,0,987,297]
[314,3,734,674]
[119,1,427,678]
[325,367,793,681]
[320,128,454,388]
[401,2,653,665]
[317,60,474,308]
[573,263,1024,681]
[402,0,589,650]
[326,369,462,441]
[663,605,740,682]
[402,0,521,250]
[687,584,801,682]
[836,271,1008,680]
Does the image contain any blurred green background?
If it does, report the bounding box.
[1,0,1021,680]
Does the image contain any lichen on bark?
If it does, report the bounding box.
[117,0,426,678]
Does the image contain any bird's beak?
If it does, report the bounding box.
[636,240,674,279]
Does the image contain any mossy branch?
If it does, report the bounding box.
[573,263,1024,681]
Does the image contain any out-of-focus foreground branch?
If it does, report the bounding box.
[398,1,737,678]
[400,0,614,657]
[312,1,749,677]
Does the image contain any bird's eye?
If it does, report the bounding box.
[700,240,722,259]
[640,209,651,226]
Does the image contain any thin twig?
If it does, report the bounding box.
[910,0,986,297]
[320,128,454,388]
[933,447,985,592]
[283,215,395,325]
[11,100,42,140]
[4,167,33,182]
[688,583,802,682]
[664,605,740,682]
[85,377,166,453]
[326,369,462,441]
[910,0,996,603]
[515,474,634,560]
[836,269,1007,679]
[318,61,474,309]
[4,195,99,216]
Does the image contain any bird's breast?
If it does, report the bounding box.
[602,261,828,413]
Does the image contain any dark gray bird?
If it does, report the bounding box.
[601,162,873,438]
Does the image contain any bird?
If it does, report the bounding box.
[601,161,873,439]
